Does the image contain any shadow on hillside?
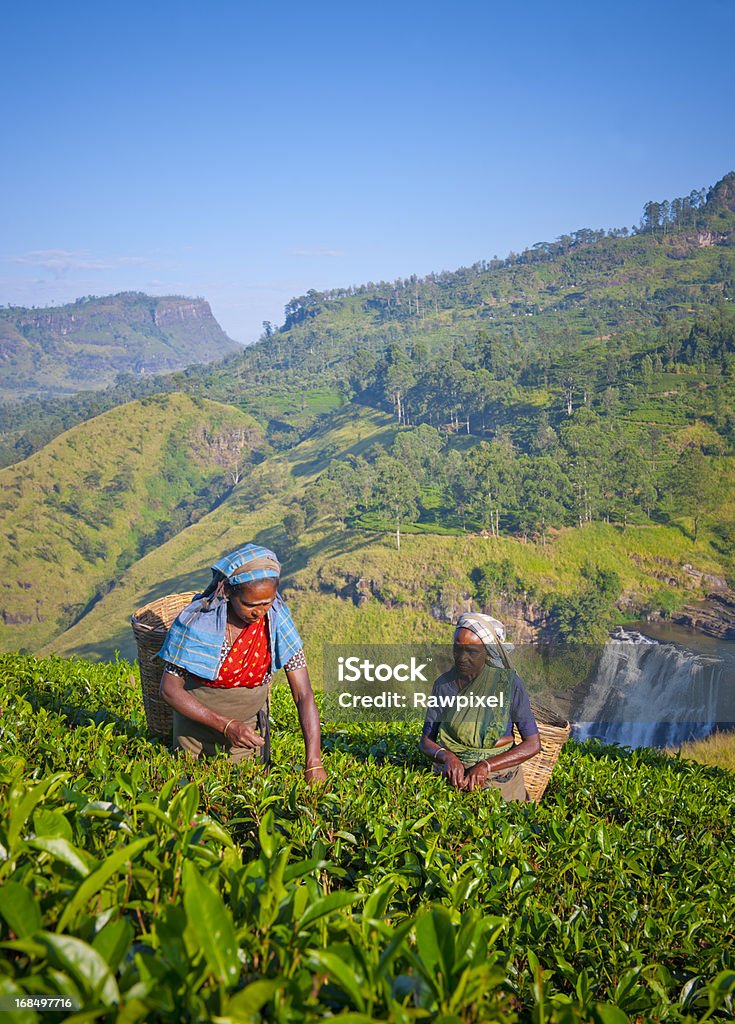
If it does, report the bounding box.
[65,566,206,664]
[67,628,140,665]
[65,524,388,665]
[280,529,382,579]
[289,424,399,479]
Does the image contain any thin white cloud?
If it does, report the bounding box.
[116,256,149,266]
[287,246,346,258]
[6,249,150,276]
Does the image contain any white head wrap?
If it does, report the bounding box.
[454,612,513,668]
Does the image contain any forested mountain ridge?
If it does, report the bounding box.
[195,172,735,408]
[41,403,729,666]
[0,292,241,400]
[2,172,732,466]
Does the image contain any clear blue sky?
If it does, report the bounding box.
[1,0,733,344]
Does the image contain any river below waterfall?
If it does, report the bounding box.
[570,623,735,748]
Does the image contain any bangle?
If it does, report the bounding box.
[433,746,445,761]
[304,764,324,773]
[223,719,235,739]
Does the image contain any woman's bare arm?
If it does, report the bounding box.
[159,670,264,748]
[284,665,327,783]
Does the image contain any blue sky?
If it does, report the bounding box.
[1,0,733,345]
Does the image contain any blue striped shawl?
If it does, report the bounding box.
[157,591,302,681]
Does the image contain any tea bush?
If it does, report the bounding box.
[0,653,733,1022]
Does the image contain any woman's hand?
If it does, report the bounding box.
[464,761,490,792]
[438,750,466,789]
[304,764,327,785]
[224,720,265,749]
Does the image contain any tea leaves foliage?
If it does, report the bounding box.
[0,653,733,1022]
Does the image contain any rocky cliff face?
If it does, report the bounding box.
[0,293,241,398]
[153,299,218,329]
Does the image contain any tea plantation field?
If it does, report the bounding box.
[0,654,733,1023]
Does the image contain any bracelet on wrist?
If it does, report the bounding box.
[433,746,445,762]
[223,718,235,739]
[305,764,324,773]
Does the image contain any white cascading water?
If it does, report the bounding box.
[572,631,733,748]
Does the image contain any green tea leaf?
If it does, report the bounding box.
[0,881,41,937]
[7,773,69,849]
[225,978,281,1019]
[26,836,91,877]
[308,949,366,1010]
[38,931,120,1005]
[57,835,155,931]
[182,860,240,986]
[92,917,134,973]
[298,891,359,930]
[33,808,73,841]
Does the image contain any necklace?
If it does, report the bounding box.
[226,619,245,647]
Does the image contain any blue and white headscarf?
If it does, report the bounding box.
[157,544,302,680]
[211,544,281,586]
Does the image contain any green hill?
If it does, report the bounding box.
[0,291,241,400]
[174,171,735,420]
[41,403,730,672]
[0,393,265,652]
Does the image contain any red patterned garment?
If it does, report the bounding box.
[211,617,272,688]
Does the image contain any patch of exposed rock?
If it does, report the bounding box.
[670,592,735,641]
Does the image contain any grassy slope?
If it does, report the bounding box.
[44,406,400,663]
[44,403,730,679]
[0,394,263,652]
[671,731,735,772]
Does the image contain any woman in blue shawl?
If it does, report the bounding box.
[158,543,326,784]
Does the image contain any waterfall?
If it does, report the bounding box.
[572,633,735,748]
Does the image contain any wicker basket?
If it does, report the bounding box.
[131,592,196,739]
[515,698,571,803]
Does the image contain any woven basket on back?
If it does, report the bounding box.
[515,699,571,802]
[131,592,195,739]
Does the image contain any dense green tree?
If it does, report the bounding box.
[303,476,353,529]
[465,436,520,537]
[546,565,621,644]
[282,507,306,543]
[559,410,610,526]
[518,454,571,543]
[371,455,421,549]
[670,447,724,541]
[391,425,444,485]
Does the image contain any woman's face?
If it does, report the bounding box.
[453,627,487,683]
[226,578,278,625]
